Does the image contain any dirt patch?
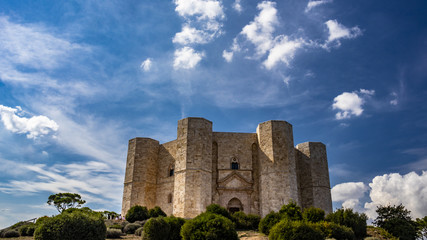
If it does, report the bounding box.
[238,230,269,240]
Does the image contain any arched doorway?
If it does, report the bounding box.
[227,198,243,214]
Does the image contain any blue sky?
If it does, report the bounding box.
[0,0,426,228]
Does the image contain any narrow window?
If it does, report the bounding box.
[169,167,174,177]
[231,157,239,170]
[168,193,173,203]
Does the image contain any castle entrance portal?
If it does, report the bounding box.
[227,198,243,214]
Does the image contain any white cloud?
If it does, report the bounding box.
[222,50,233,62]
[263,36,304,69]
[325,19,362,43]
[140,58,152,72]
[233,0,243,13]
[332,182,369,213]
[174,0,224,20]
[390,92,398,105]
[173,25,210,45]
[241,1,278,56]
[305,0,333,13]
[332,182,368,202]
[364,171,427,219]
[0,105,58,139]
[173,47,204,70]
[332,89,374,120]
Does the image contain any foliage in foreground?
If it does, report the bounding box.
[180,212,238,240]
[34,210,106,240]
[269,219,323,240]
[125,205,149,223]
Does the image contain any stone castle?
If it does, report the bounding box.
[122,117,332,218]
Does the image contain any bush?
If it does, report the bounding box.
[148,206,167,218]
[3,230,20,238]
[27,224,36,236]
[107,224,122,230]
[259,211,282,235]
[125,205,149,223]
[269,219,323,240]
[205,204,232,220]
[279,201,303,221]
[19,224,31,236]
[180,212,238,240]
[106,229,123,238]
[34,211,106,240]
[303,207,325,223]
[36,216,50,226]
[142,217,171,240]
[326,208,367,239]
[164,216,186,240]
[232,211,260,230]
[135,227,144,236]
[123,222,142,234]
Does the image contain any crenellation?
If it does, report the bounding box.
[122,117,332,218]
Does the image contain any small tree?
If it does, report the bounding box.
[47,193,86,213]
[279,201,303,221]
[374,204,417,240]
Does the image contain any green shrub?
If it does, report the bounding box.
[148,206,167,218]
[303,207,325,223]
[26,224,36,236]
[10,221,27,229]
[135,227,144,236]
[107,224,122,230]
[232,211,260,230]
[279,201,303,221]
[123,222,142,234]
[18,223,36,236]
[329,222,356,240]
[374,204,417,240]
[259,211,282,235]
[106,229,123,238]
[269,219,323,240]
[125,205,149,223]
[142,217,171,240]
[36,216,50,226]
[366,226,398,240]
[164,216,186,240]
[34,211,106,240]
[3,230,20,238]
[205,204,232,220]
[326,208,367,239]
[180,212,238,240]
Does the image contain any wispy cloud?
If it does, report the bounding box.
[332,89,374,120]
[233,0,243,13]
[140,58,153,72]
[305,0,333,13]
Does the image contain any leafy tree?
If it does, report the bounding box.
[416,216,427,239]
[325,208,367,239]
[47,193,86,213]
[303,207,325,223]
[373,204,417,240]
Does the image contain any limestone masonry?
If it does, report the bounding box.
[122,117,332,218]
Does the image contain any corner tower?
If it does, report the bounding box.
[121,138,159,217]
[296,142,332,214]
[256,120,299,216]
[173,117,213,218]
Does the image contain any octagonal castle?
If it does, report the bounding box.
[122,117,332,218]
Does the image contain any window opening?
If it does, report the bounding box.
[231,157,239,170]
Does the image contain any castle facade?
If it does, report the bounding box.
[122,117,332,218]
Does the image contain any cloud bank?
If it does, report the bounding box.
[332,171,427,219]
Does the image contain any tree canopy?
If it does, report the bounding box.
[374,204,417,240]
[47,193,86,213]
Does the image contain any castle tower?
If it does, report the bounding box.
[296,142,332,214]
[121,138,159,217]
[173,117,213,218]
[256,120,299,217]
